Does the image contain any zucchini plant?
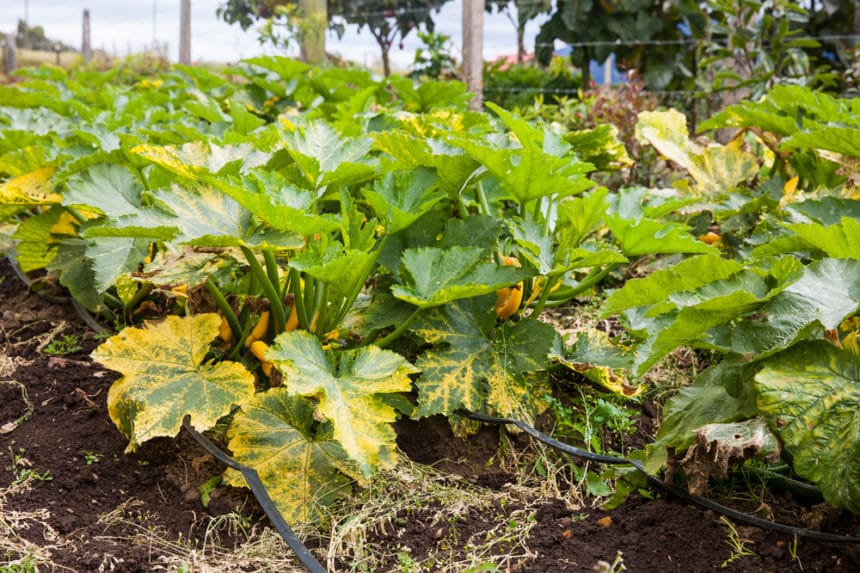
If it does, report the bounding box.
[3,58,857,521]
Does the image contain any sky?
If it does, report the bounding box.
[1,1,551,70]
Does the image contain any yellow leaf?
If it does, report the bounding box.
[93,314,256,452]
[0,167,60,205]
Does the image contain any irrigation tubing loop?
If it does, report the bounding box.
[181,417,328,573]
[459,410,860,544]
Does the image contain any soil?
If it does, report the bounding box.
[1,257,859,572]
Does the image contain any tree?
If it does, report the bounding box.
[218,0,452,76]
[486,0,551,63]
[534,0,706,89]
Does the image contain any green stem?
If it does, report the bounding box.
[303,275,317,328]
[123,283,154,317]
[530,274,559,318]
[289,268,311,331]
[547,264,616,303]
[102,292,124,310]
[205,278,242,342]
[66,206,88,225]
[331,235,389,330]
[476,180,492,217]
[531,197,543,221]
[371,307,423,348]
[312,282,328,335]
[262,249,282,299]
[240,246,286,334]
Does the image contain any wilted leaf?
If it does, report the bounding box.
[679,418,780,495]
[93,314,256,452]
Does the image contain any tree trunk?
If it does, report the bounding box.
[300,0,326,65]
[381,46,391,76]
[81,9,92,63]
[517,24,525,63]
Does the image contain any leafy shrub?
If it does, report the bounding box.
[483,57,581,111]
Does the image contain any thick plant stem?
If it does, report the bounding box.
[289,268,310,331]
[476,180,492,216]
[331,235,388,330]
[66,206,88,225]
[262,249,282,299]
[547,264,616,303]
[530,274,558,318]
[123,283,154,317]
[241,246,286,334]
[372,307,422,348]
[206,278,241,343]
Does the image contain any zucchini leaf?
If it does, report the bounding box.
[266,331,418,478]
[391,246,529,309]
[93,314,256,452]
[224,389,355,523]
[412,296,557,419]
[756,341,860,513]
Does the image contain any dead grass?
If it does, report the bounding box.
[0,477,73,571]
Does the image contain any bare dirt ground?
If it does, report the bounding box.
[1,258,859,572]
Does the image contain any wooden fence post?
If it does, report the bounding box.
[463,0,485,111]
[179,0,191,64]
[3,33,16,75]
[82,9,92,63]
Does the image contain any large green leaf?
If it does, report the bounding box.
[602,254,744,316]
[362,168,445,233]
[281,122,378,191]
[714,258,860,356]
[784,218,860,259]
[412,297,557,419]
[84,236,151,294]
[756,341,860,513]
[93,314,256,452]
[605,214,716,257]
[210,170,340,237]
[391,246,529,309]
[372,131,479,196]
[224,389,354,523]
[266,331,418,478]
[290,237,376,303]
[782,126,860,159]
[11,206,69,272]
[452,103,593,203]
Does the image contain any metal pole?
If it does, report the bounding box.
[463,0,485,110]
[179,0,191,64]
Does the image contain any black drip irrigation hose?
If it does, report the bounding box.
[6,257,856,555]
[5,256,111,335]
[181,417,328,573]
[459,410,860,544]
